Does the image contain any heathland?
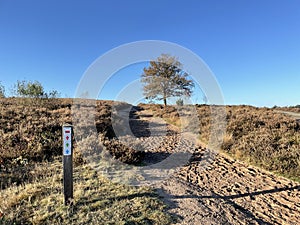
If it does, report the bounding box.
[0,98,299,224]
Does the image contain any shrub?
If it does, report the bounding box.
[0,98,144,189]
[143,103,300,180]
[0,81,5,98]
[176,98,184,106]
[15,80,45,98]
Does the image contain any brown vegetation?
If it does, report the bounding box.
[0,98,173,224]
[0,98,143,189]
[139,103,300,181]
[277,105,300,113]
[1,98,299,223]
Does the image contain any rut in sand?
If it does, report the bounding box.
[126,106,300,225]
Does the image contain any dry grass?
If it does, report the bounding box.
[0,158,173,224]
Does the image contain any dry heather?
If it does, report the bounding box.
[139,103,300,181]
[0,98,173,224]
[0,98,143,189]
[277,105,300,113]
[1,98,299,224]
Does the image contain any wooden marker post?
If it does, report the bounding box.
[62,124,73,205]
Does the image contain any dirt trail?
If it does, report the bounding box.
[276,110,300,122]
[131,108,300,225]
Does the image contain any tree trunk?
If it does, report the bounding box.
[163,97,167,107]
[163,88,167,107]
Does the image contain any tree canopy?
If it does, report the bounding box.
[141,54,194,106]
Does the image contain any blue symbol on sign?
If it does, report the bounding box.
[66,149,70,154]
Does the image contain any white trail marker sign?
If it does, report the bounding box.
[62,124,73,205]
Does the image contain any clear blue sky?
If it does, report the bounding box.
[0,0,299,107]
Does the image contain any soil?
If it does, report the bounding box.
[129,107,300,225]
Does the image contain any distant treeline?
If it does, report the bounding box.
[0,80,60,99]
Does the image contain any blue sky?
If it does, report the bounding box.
[0,0,299,107]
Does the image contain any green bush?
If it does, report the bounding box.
[0,81,5,98]
[176,98,184,106]
[15,80,45,98]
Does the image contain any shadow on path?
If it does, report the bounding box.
[157,181,300,225]
[171,185,300,200]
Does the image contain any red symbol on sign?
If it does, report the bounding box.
[66,136,69,140]
[65,130,70,133]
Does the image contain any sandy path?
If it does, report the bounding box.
[130,108,300,225]
[162,153,300,224]
[276,110,300,121]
